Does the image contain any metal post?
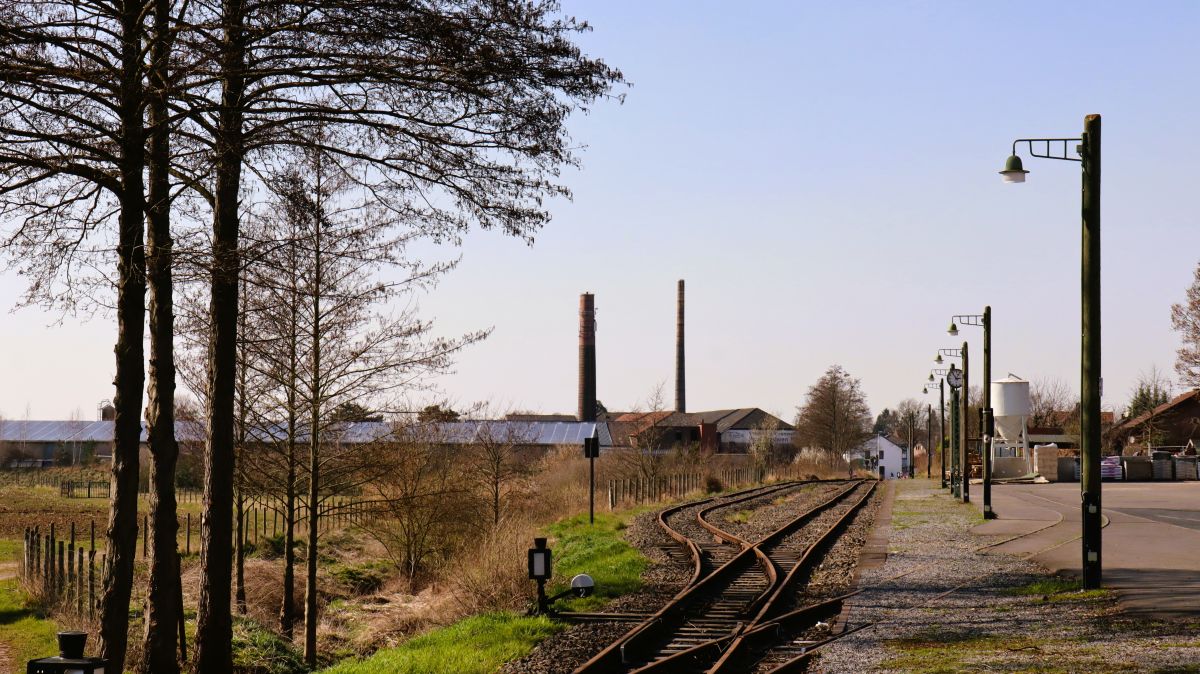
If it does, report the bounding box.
[961,341,970,503]
[951,386,960,498]
[1081,114,1102,589]
[589,453,595,525]
[983,306,995,518]
[926,404,932,479]
[940,380,947,488]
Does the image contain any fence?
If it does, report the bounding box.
[236,496,373,549]
[60,481,110,499]
[22,522,101,619]
[606,467,767,508]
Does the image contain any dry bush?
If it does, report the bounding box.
[446,514,539,614]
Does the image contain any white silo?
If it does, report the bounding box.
[991,374,1033,477]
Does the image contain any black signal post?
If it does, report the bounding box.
[584,434,600,525]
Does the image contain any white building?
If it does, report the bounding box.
[849,435,908,479]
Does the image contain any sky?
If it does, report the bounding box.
[3,1,1200,422]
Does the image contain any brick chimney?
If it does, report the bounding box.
[578,293,597,422]
[675,279,685,413]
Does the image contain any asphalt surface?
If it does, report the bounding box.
[971,480,1200,620]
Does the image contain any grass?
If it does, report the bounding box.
[1005,577,1112,602]
[316,506,650,672]
[0,579,60,669]
[318,613,563,674]
[882,629,1137,673]
[544,509,649,612]
[232,615,307,674]
[0,539,22,563]
[725,509,752,524]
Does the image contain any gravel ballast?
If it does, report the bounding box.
[813,480,1200,673]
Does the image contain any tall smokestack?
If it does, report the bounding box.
[675,279,685,413]
[578,293,597,422]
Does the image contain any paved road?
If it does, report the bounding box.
[971,481,1200,620]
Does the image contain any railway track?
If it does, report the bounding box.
[657,482,808,586]
[573,479,878,674]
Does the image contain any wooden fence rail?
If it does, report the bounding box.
[22,521,100,619]
[605,467,769,508]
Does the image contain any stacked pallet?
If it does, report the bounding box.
[1175,457,1198,480]
[1035,446,1059,481]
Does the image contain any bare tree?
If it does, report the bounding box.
[1029,378,1075,429]
[618,384,672,484]
[793,365,873,467]
[748,416,782,479]
[174,5,623,667]
[0,3,157,670]
[1172,261,1200,388]
[243,142,486,663]
[895,399,926,478]
[469,415,536,527]
[362,423,473,579]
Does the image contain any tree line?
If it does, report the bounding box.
[0,2,622,671]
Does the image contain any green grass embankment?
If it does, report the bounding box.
[0,581,58,672]
[321,507,650,673]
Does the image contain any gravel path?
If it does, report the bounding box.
[813,479,1200,674]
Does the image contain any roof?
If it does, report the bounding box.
[656,409,794,432]
[1112,389,1200,433]
[0,420,205,444]
[859,434,905,452]
[0,419,600,447]
[504,414,579,422]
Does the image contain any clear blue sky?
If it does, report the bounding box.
[3,1,1199,421]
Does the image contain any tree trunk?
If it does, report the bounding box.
[304,200,323,665]
[280,266,300,638]
[280,455,296,637]
[140,0,181,664]
[304,441,319,664]
[235,489,246,613]
[99,2,147,671]
[194,0,245,665]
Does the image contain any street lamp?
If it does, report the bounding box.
[1002,114,1102,589]
[928,370,949,489]
[940,350,967,502]
[919,385,935,480]
[951,308,995,519]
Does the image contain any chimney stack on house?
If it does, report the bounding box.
[675,279,686,413]
[578,293,597,422]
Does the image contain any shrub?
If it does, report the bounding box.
[704,475,724,493]
[331,561,390,595]
[232,616,307,674]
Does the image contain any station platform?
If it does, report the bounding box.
[969,482,1200,620]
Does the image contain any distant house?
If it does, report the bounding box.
[1108,389,1200,452]
[848,435,907,479]
[1028,409,1115,449]
[602,408,793,455]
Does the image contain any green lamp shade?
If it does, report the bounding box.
[948,321,958,336]
[1000,154,1029,183]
